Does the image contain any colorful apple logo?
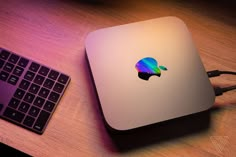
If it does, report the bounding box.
[135,57,167,80]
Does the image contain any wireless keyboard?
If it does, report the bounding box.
[0,48,70,134]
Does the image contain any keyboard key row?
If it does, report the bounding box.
[1,62,24,77]
[13,87,60,108]
[0,62,67,89]
[3,107,25,123]
[19,78,65,95]
[29,62,62,80]
[0,50,29,68]
[29,62,55,79]
[3,106,51,131]
[26,69,69,85]
[14,87,59,102]
[8,96,56,113]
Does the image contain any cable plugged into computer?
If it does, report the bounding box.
[207,70,236,96]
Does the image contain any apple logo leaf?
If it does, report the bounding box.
[159,65,167,71]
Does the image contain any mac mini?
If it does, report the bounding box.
[85,16,215,131]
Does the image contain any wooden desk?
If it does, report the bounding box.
[0,0,235,156]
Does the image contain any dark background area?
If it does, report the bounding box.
[0,142,31,157]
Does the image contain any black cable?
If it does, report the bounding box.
[207,70,236,78]
[207,70,236,96]
[220,71,236,75]
[214,85,236,96]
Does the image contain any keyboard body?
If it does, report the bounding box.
[0,48,70,134]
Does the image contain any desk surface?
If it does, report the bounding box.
[0,0,235,156]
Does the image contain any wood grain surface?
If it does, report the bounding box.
[0,0,235,156]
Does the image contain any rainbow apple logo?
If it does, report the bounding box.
[135,57,167,80]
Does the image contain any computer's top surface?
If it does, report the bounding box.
[85,16,215,131]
